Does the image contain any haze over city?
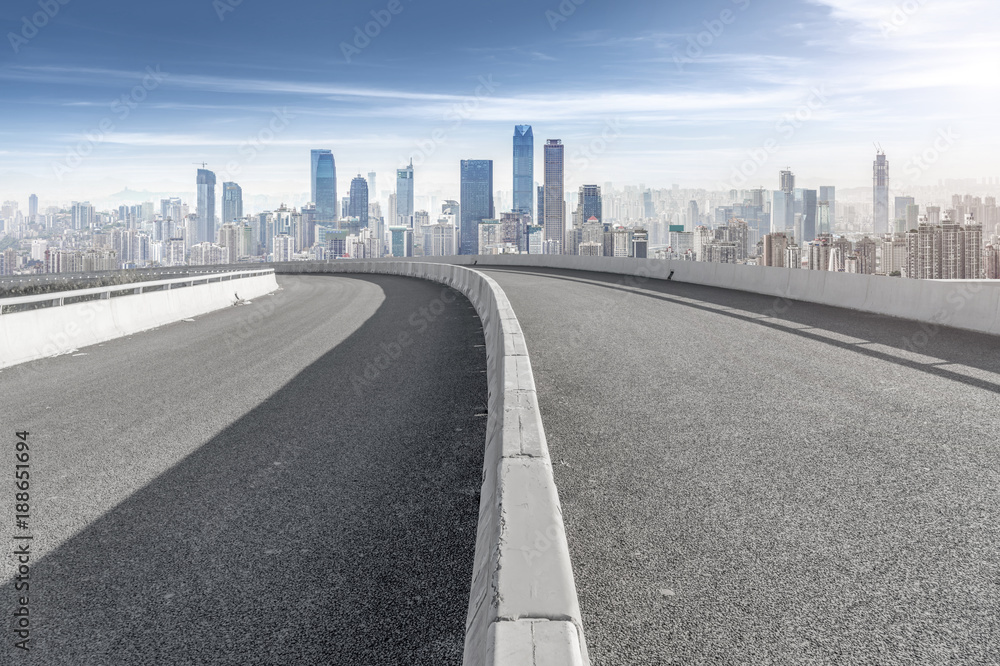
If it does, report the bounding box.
[3,0,1000,204]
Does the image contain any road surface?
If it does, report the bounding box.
[1,274,488,665]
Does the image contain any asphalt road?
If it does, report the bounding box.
[482,266,1000,666]
[0,274,487,665]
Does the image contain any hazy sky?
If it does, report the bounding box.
[1,0,998,205]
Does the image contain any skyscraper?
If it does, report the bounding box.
[774,170,796,235]
[222,182,243,226]
[349,175,370,227]
[779,169,795,193]
[396,160,414,227]
[543,140,565,253]
[197,168,216,244]
[311,149,337,222]
[579,185,602,224]
[795,189,818,244]
[367,171,376,200]
[874,151,889,235]
[513,125,534,217]
[687,200,699,231]
[894,196,915,233]
[28,194,37,223]
[460,160,494,255]
[819,185,836,230]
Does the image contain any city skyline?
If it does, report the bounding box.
[1,0,999,201]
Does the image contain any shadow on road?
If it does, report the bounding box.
[3,275,487,665]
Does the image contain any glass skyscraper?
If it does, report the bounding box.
[311,149,337,222]
[544,140,564,253]
[819,185,836,231]
[513,125,533,217]
[396,160,414,226]
[873,151,890,235]
[797,189,818,244]
[460,160,494,255]
[222,182,243,225]
[196,168,216,244]
[349,175,369,227]
[579,184,602,223]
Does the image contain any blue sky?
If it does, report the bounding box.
[1,0,998,206]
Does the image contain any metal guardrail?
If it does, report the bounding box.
[0,269,275,315]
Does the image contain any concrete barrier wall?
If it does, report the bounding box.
[277,255,1000,337]
[272,261,589,666]
[0,272,278,370]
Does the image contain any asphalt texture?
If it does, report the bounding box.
[0,274,487,665]
[481,266,1000,666]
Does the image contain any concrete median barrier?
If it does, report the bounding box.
[271,260,590,666]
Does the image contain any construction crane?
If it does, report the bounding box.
[193,162,209,169]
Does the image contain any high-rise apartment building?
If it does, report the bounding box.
[962,214,983,279]
[222,182,243,225]
[808,235,833,271]
[197,168,216,244]
[543,140,565,253]
[311,149,337,222]
[763,233,788,267]
[71,201,95,230]
[513,125,534,217]
[349,175,370,227]
[926,206,941,225]
[460,160,494,255]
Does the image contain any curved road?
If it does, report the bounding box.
[482,266,1000,666]
[0,274,487,665]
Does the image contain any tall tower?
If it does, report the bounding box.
[311,149,337,222]
[222,182,243,226]
[543,139,565,253]
[28,194,38,223]
[874,150,890,236]
[513,125,534,217]
[798,189,818,244]
[779,169,795,194]
[349,175,370,227]
[579,185,602,224]
[196,168,216,244]
[396,160,414,227]
[819,185,836,231]
[773,169,796,236]
[367,171,376,199]
[460,160,494,255]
